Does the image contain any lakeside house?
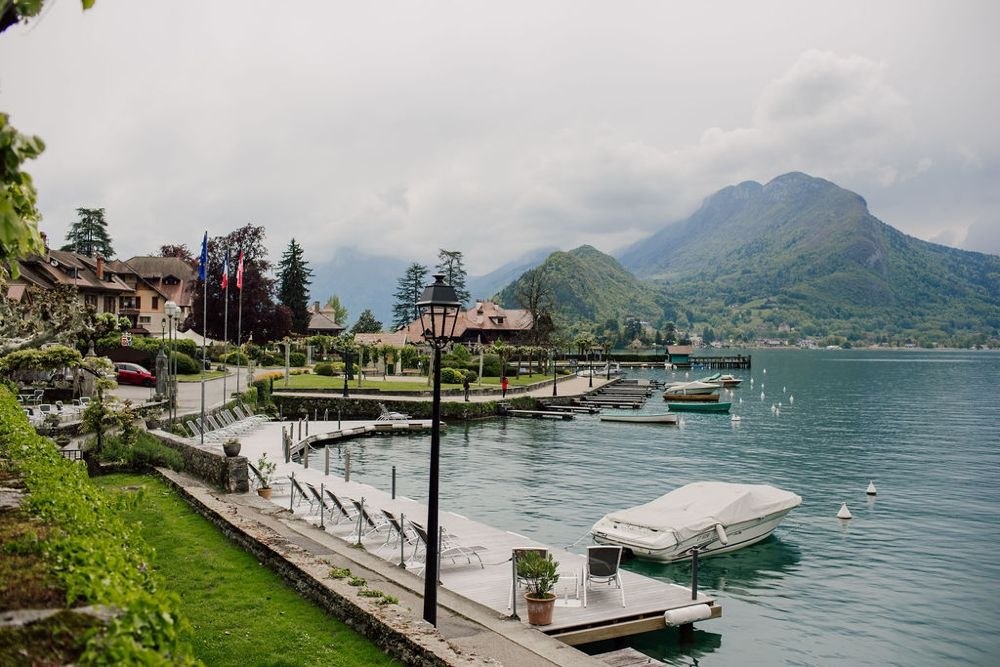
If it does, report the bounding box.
[399,300,533,345]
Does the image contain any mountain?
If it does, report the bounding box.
[466,246,557,303]
[616,172,1000,341]
[497,245,661,328]
[309,248,406,329]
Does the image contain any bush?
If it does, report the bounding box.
[100,432,184,472]
[440,367,466,384]
[289,352,306,366]
[258,353,279,366]
[463,369,478,383]
[171,351,199,375]
[222,351,249,365]
[314,362,335,376]
[479,354,502,377]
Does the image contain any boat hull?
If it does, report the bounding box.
[592,509,795,563]
[599,414,678,424]
[667,401,731,413]
[662,392,720,402]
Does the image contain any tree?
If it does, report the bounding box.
[324,294,348,326]
[276,238,313,334]
[392,262,428,330]
[189,223,290,344]
[436,249,470,305]
[515,264,555,345]
[351,309,382,334]
[0,113,45,279]
[61,207,115,258]
[158,244,194,262]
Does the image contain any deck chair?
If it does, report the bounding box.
[376,402,411,421]
[408,521,486,572]
[186,420,203,439]
[349,498,389,538]
[508,547,549,609]
[583,545,625,607]
[305,483,336,522]
[289,476,318,513]
[376,509,415,555]
[323,489,357,524]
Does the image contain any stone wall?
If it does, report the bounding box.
[152,430,249,493]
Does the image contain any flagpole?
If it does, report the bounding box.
[236,251,244,395]
[222,253,229,404]
[199,232,208,446]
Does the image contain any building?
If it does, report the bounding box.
[353,331,408,374]
[399,300,533,346]
[665,344,693,368]
[121,256,198,331]
[306,302,345,336]
[11,250,134,317]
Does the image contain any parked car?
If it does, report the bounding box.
[114,362,156,387]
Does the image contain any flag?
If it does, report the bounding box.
[236,251,244,289]
[197,232,208,281]
[221,250,229,289]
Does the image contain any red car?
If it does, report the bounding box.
[114,362,156,387]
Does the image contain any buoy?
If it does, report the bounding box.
[760,391,765,400]
[837,502,852,520]
[866,481,877,496]
[789,395,794,404]
[763,368,767,374]
[731,414,741,422]
[782,386,786,393]
[750,378,754,386]
[739,397,743,404]
[771,403,776,413]
[778,401,782,408]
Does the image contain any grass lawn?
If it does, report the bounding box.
[177,370,226,382]
[94,474,399,667]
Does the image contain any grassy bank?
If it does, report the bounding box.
[93,473,399,667]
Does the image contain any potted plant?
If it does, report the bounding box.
[222,437,241,457]
[517,550,560,626]
[256,452,277,499]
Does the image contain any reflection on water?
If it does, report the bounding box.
[626,535,802,598]
[583,626,724,666]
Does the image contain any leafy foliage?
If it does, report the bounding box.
[0,113,45,279]
[324,294,349,326]
[277,238,313,334]
[436,249,470,305]
[350,308,383,333]
[60,207,115,258]
[391,262,428,329]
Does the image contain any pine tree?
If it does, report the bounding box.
[391,262,428,330]
[277,238,313,334]
[351,309,383,333]
[61,207,115,257]
[324,294,348,326]
[436,249,470,305]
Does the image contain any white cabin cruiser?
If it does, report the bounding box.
[590,482,801,562]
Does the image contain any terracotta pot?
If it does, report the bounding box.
[257,487,273,500]
[524,593,556,626]
[223,440,241,457]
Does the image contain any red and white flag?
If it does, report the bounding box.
[236,252,244,289]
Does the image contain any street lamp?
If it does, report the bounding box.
[588,346,594,388]
[416,274,461,627]
[165,301,180,422]
[551,346,558,397]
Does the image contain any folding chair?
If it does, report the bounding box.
[376,402,411,421]
[583,545,625,607]
[408,521,485,571]
[376,509,415,555]
[349,498,389,538]
[289,476,318,513]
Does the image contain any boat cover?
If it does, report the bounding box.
[601,482,801,542]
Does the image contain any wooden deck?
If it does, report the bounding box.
[264,440,721,647]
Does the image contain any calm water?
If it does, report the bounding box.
[337,349,1000,665]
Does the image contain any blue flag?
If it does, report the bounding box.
[198,232,208,281]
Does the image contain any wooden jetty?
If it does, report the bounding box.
[503,409,574,420]
[576,399,643,409]
[268,455,722,648]
[542,404,601,414]
[689,354,751,369]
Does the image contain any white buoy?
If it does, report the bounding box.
[789,395,794,404]
[763,368,767,374]
[739,397,743,404]
[760,391,765,400]
[731,415,741,423]
[782,386,786,393]
[866,481,877,496]
[771,403,777,413]
[750,378,754,386]
[837,502,853,520]
[778,401,782,409]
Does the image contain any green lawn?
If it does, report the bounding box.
[176,370,226,382]
[94,474,399,667]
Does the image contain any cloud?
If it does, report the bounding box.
[962,220,1000,256]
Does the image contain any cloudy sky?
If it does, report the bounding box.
[2,0,998,275]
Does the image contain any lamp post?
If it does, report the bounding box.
[416,274,461,627]
[165,301,180,423]
[588,347,594,388]
[551,347,558,397]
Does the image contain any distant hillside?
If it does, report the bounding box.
[467,246,557,303]
[616,172,1000,342]
[497,245,661,328]
[309,248,405,329]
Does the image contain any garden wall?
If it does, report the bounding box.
[152,431,248,493]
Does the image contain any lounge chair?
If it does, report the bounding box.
[408,520,486,572]
[376,403,411,421]
[349,498,389,538]
[247,462,290,495]
[322,489,357,524]
[376,509,416,556]
[583,545,625,607]
[289,476,318,513]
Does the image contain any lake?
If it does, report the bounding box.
[336,349,1000,665]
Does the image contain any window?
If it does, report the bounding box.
[152,296,159,310]
[103,296,116,313]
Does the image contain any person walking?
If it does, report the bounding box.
[501,375,509,398]
[463,376,471,401]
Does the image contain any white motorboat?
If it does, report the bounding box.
[662,380,720,396]
[590,482,801,562]
[578,363,622,378]
[599,413,678,424]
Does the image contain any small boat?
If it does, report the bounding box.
[667,401,731,413]
[599,413,678,424]
[698,372,742,388]
[578,363,622,378]
[590,481,802,562]
[662,392,720,402]
[662,380,720,396]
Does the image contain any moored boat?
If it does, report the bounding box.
[599,413,678,424]
[662,392,721,402]
[667,401,731,413]
[662,380,720,396]
[590,481,802,562]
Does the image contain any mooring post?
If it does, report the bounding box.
[298,419,302,440]
[324,446,330,475]
[344,447,351,482]
[691,547,699,600]
[510,551,519,619]
[289,473,295,512]
[338,409,342,429]
[319,482,325,529]
[399,512,407,568]
[324,408,329,421]
[314,408,317,421]
[303,443,309,469]
[391,465,396,499]
[305,417,309,437]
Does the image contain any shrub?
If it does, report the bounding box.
[288,352,306,366]
[100,432,184,472]
[463,369,478,383]
[480,354,501,377]
[314,362,335,376]
[439,367,466,384]
[222,351,249,365]
[171,351,199,375]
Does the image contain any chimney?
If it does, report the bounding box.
[96,256,105,281]
[313,301,320,313]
